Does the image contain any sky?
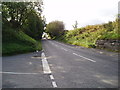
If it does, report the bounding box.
[43,0,119,30]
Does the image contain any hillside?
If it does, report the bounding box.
[57,18,120,51]
[2,2,45,56]
[2,27,42,56]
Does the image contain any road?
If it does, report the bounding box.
[2,40,118,88]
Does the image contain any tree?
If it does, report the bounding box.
[2,2,30,28]
[2,2,45,40]
[23,9,44,40]
[72,21,78,29]
[46,21,65,39]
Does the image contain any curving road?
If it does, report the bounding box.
[2,40,118,88]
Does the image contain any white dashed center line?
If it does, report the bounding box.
[100,51,103,54]
[73,53,78,56]
[50,42,96,63]
[28,62,32,65]
[61,48,68,51]
[73,53,96,62]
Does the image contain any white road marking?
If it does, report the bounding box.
[61,48,68,51]
[51,43,54,45]
[53,44,58,47]
[50,42,58,47]
[55,41,72,48]
[28,62,32,65]
[50,75,54,80]
[100,51,103,54]
[73,53,96,62]
[0,72,38,75]
[36,50,39,52]
[50,41,96,63]
[73,53,78,56]
[50,42,68,51]
[52,81,58,88]
[41,52,52,74]
[41,50,58,88]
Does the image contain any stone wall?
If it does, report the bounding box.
[96,39,120,51]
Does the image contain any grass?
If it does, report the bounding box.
[57,19,120,50]
[2,28,42,56]
[2,42,34,55]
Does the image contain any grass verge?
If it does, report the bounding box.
[2,28,42,56]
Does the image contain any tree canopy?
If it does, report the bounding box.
[46,21,65,39]
[2,2,45,40]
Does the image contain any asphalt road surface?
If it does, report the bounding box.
[2,40,118,88]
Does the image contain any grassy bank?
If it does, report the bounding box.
[57,18,120,48]
[2,28,42,56]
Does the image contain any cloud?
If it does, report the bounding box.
[80,19,104,26]
[43,0,119,30]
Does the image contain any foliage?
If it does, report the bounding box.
[2,27,42,56]
[2,2,45,40]
[2,2,44,55]
[46,21,65,39]
[23,9,44,40]
[58,18,120,48]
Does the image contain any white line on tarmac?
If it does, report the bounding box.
[73,53,78,56]
[41,52,58,88]
[41,52,52,74]
[61,48,68,51]
[52,81,58,88]
[100,51,103,54]
[54,44,58,47]
[28,62,32,65]
[73,53,96,62]
[50,75,54,80]
[0,72,38,75]
[50,42,58,47]
[55,41,72,48]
